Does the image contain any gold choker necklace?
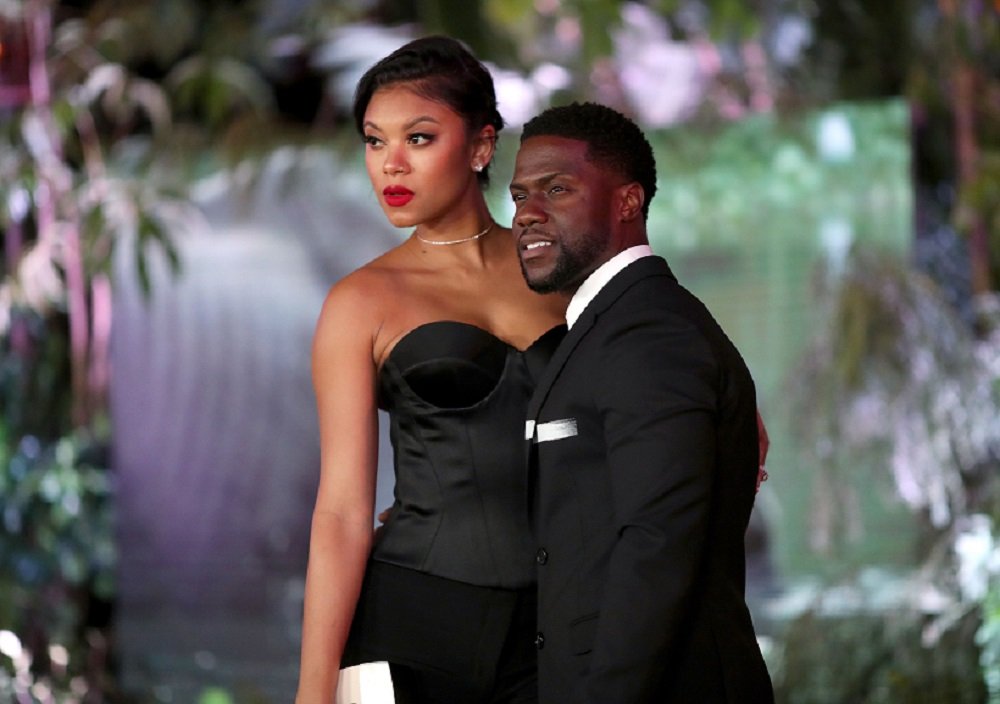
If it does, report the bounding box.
[416,221,494,246]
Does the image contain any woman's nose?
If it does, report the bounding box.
[382,146,408,175]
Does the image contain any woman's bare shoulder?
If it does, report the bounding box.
[323,244,408,303]
[314,248,412,345]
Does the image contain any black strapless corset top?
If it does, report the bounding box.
[378,321,563,410]
[373,321,565,588]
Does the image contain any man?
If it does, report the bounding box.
[510,102,774,703]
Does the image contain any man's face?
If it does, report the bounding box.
[509,135,620,294]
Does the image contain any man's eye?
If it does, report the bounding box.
[549,185,566,195]
[510,192,526,202]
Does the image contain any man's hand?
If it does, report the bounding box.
[756,410,769,493]
[373,506,393,539]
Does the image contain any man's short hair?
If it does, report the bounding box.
[520,102,657,219]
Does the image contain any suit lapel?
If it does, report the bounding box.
[524,256,674,529]
[523,255,675,530]
[525,313,591,422]
[525,255,674,423]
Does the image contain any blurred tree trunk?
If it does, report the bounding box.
[26,0,94,426]
[941,0,994,295]
[809,0,997,299]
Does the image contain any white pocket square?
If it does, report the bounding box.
[526,418,578,443]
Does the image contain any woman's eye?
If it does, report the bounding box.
[408,133,434,145]
[363,135,383,148]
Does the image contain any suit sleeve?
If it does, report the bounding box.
[584,307,719,704]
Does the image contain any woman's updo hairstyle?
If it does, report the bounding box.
[353,35,504,187]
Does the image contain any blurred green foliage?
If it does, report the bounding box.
[0,427,115,701]
[979,582,1000,702]
[774,607,986,703]
[647,100,910,239]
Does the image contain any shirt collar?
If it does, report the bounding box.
[565,244,655,329]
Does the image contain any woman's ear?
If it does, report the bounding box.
[471,124,497,171]
[618,182,645,222]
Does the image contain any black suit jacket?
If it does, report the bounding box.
[526,256,773,704]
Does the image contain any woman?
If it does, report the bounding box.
[295,36,567,704]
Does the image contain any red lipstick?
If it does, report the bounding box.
[383,186,414,207]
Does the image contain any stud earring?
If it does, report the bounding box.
[473,163,484,173]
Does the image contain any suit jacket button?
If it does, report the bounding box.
[535,548,548,565]
[534,632,545,650]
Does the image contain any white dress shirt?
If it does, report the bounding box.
[565,244,655,329]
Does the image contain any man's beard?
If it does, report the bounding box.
[520,235,605,294]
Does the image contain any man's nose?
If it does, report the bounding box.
[514,195,546,228]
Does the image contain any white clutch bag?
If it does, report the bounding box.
[335,661,396,704]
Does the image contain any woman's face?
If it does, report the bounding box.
[362,85,486,230]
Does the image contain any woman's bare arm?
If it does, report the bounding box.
[296,278,381,704]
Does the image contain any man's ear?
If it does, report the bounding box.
[618,182,645,222]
